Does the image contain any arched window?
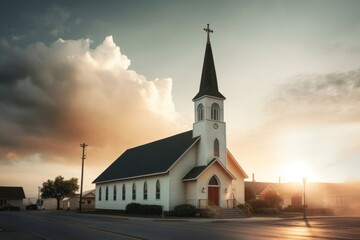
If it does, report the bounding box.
[209,175,219,186]
[197,104,204,121]
[132,183,136,200]
[211,103,220,121]
[143,181,148,200]
[214,138,219,157]
[105,186,109,201]
[156,180,160,199]
[122,184,126,201]
[98,187,102,201]
[113,185,117,201]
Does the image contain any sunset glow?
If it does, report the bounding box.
[1,1,360,197]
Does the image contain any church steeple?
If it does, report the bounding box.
[193,24,225,101]
[192,24,227,167]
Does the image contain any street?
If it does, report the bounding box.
[0,211,359,240]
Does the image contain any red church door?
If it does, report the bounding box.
[208,187,219,206]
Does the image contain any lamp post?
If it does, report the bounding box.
[302,177,307,219]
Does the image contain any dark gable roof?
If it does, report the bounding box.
[193,42,225,101]
[182,158,235,181]
[0,186,26,199]
[182,166,207,180]
[93,131,199,183]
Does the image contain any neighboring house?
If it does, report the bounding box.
[63,189,95,211]
[245,181,360,215]
[93,26,248,212]
[0,186,26,210]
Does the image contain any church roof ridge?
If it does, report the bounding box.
[92,130,200,183]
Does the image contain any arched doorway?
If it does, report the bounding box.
[208,175,220,206]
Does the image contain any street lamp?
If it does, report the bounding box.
[302,177,307,219]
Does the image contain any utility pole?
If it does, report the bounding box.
[79,143,88,213]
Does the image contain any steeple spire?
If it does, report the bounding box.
[193,24,225,101]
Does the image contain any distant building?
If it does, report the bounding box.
[93,26,248,213]
[245,181,360,215]
[0,186,26,210]
[63,189,95,211]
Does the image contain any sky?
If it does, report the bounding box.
[1,0,360,198]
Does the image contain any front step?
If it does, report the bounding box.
[219,208,247,218]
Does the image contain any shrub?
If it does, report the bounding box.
[284,205,304,212]
[255,208,279,214]
[246,199,269,211]
[173,204,196,217]
[141,204,162,215]
[125,203,162,215]
[262,191,283,209]
[126,203,142,214]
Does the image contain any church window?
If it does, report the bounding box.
[122,184,126,200]
[209,175,219,186]
[214,138,219,157]
[105,186,109,201]
[156,180,160,199]
[132,183,136,200]
[211,103,220,121]
[98,187,102,201]
[143,181,148,200]
[197,104,204,121]
[113,185,117,201]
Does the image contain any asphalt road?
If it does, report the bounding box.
[0,211,359,240]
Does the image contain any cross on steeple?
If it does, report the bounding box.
[204,23,213,44]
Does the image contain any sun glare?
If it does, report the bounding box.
[281,161,313,183]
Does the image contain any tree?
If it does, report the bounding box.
[245,187,256,201]
[41,175,79,210]
[262,191,283,209]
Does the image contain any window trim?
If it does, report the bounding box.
[113,185,117,201]
[211,103,220,121]
[214,138,219,157]
[143,181,148,200]
[132,182,136,200]
[105,186,109,201]
[156,179,160,200]
[122,184,126,201]
[197,104,204,121]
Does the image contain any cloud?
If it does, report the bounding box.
[236,69,360,182]
[0,36,182,166]
[267,69,360,123]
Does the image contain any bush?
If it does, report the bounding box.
[255,208,279,214]
[284,205,304,212]
[246,199,269,211]
[125,203,162,215]
[126,203,142,214]
[141,204,162,215]
[0,205,20,211]
[173,204,196,217]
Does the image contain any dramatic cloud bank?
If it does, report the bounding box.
[0,36,181,166]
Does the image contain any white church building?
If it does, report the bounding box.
[93,25,248,213]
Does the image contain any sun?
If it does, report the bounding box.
[281,161,313,183]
